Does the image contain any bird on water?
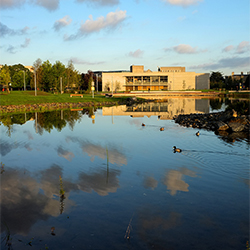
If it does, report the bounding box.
[173,146,182,153]
[196,131,200,136]
[142,123,145,126]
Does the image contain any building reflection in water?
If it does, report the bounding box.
[102,98,209,119]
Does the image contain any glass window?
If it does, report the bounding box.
[143,76,150,83]
[152,76,159,83]
[134,76,142,84]
[160,76,168,83]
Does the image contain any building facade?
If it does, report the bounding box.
[102,65,210,92]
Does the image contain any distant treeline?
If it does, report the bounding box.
[0,59,101,92]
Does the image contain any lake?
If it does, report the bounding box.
[0,98,249,250]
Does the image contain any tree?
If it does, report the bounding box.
[0,65,11,86]
[210,71,225,89]
[52,61,66,91]
[32,58,42,89]
[41,60,53,91]
[11,71,24,89]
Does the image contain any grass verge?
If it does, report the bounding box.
[0,91,128,106]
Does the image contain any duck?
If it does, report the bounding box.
[196,131,200,136]
[173,146,182,153]
[142,123,145,126]
[160,127,164,131]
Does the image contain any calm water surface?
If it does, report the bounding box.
[0,98,249,250]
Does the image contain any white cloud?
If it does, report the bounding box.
[70,57,105,65]
[162,0,203,7]
[64,10,127,40]
[76,0,119,6]
[236,41,250,54]
[222,45,234,53]
[0,0,25,9]
[32,0,59,11]
[20,38,30,48]
[0,22,29,37]
[164,44,206,54]
[0,0,59,11]
[7,44,16,53]
[128,49,144,58]
[54,15,72,31]
[191,56,250,71]
[222,41,250,54]
[173,44,201,54]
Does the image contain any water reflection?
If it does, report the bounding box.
[67,136,127,166]
[0,98,249,250]
[1,163,121,236]
[102,98,209,119]
[143,176,158,190]
[163,167,197,195]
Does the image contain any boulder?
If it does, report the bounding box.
[214,121,229,131]
[228,118,248,132]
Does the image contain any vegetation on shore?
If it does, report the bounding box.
[0,91,127,106]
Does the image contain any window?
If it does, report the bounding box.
[126,77,133,84]
[143,76,150,83]
[134,76,142,84]
[152,76,159,84]
[160,76,168,83]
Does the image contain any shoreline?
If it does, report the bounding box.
[1,91,249,114]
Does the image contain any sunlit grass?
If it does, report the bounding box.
[0,91,128,106]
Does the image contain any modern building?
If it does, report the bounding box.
[101,65,210,92]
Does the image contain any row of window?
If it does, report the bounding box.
[126,76,168,84]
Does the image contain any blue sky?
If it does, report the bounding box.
[1,0,249,75]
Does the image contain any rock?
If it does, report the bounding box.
[214,121,229,131]
[228,118,248,132]
[218,110,234,122]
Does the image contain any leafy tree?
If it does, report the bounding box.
[8,64,32,89]
[32,58,42,89]
[0,65,11,86]
[11,71,24,89]
[81,70,93,91]
[41,60,53,91]
[210,71,225,89]
[52,61,66,92]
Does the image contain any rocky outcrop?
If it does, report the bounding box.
[174,110,250,134]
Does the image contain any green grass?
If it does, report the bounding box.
[0,91,128,106]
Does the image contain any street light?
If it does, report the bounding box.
[91,80,94,98]
[34,71,37,96]
[96,74,98,93]
[22,70,26,91]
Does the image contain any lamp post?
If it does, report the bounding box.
[96,74,98,93]
[92,80,94,98]
[34,71,37,96]
[22,70,26,91]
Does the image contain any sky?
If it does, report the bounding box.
[0,0,249,75]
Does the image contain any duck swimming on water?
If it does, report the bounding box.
[173,146,182,153]
[142,123,145,127]
[196,131,200,136]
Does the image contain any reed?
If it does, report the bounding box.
[124,213,134,240]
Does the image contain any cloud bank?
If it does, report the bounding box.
[0,22,29,37]
[165,44,206,54]
[128,49,144,58]
[54,15,72,31]
[64,10,127,40]
[222,41,250,54]
[162,0,203,7]
[76,0,119,6]
[0,0,59,11]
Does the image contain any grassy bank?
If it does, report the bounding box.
[0,91,127,106]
